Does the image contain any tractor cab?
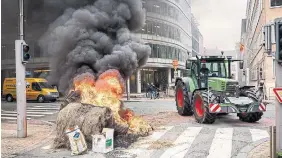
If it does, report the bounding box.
[185,55,243,90]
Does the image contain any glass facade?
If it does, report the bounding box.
[140,0,192,53]
[138,20,181,41]
[146,43,187,62]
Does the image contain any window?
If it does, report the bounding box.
[270,0,282,7]
[32,83,41,91]
[231,65,236,71]
[192,63,198,77]
[151,44,158,58]
[147,21,152,34]
[201,61,227,78]
[38,82,53,89]
[273,59,276,78]
[251,68,258,80]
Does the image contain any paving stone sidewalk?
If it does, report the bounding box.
[247,141,270,158]
[1,120,55,158]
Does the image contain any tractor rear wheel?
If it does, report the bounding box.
[238,88,263,123]
[175,81,193,116]
[192,91,216,124]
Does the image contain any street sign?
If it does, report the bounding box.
[273,88,282,103]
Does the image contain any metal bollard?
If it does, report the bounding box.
[271,126,273,158]
[270,126,277,158]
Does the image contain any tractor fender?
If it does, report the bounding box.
[175,77,192,104]
[191,88,208,100]
[175,77,190,92]
[239,85,255,90]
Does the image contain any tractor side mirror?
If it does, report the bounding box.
[186,61,192,69]
[239,61,244,69]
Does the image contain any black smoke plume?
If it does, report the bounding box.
[39,0,151,94]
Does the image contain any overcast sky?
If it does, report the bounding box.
[191,0,247,51]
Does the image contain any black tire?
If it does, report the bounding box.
[175,81,193,116]
[237,112,263,122]
[192,91,216,124]
[238,87,263,123]
[6,94,14,102]
[37,95,45,103]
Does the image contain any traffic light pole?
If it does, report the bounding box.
[19,0,24,40]
[16,0,27,138]
[275,18,282,155]
[15,40,27,138]
[275,62,282,155]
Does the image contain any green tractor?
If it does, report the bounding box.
[175,55,266,124]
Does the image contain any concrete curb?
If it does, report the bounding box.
[14,119,56,157]
[234,138,270,158]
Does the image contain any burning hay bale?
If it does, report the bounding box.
[54,70,152,149]
[54,103,114,149]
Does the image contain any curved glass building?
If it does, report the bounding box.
[130,0,203,93]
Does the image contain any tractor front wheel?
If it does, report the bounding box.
[237,112,263,123]
[192,91,216,124]
[175,81,193,116]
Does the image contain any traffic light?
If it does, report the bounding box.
[21,43,30,63]
[276,19,282,62]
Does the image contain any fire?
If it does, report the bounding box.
[73,69,151,135]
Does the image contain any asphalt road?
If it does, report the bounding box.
[9,99,276,158]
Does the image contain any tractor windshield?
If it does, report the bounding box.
[200,61,227,78]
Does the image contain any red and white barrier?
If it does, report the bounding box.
[259,103,266,111]
[209,104,222,113]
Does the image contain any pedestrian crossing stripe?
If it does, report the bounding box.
[1,105,60,120]
[1,117,31,120]
[159,127,202,158]
[207,128,233,158]
[249,129,269,142]
[1,113,44,117]
[2,111,54,115]
[118,126,270,158]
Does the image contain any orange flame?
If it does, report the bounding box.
[73,69,151,135]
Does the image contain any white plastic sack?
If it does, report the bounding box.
[66,126,87,155]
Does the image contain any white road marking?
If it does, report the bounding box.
[2,111,54,115]
[28,107,59,110]
[1,113,44,117]
[124,126,174,157]
[34,106,58,108]
[159,127,202,158]
[25,109,58,112]
[250,129,269,142]
[207,128,233,158]
[1,117,31,120]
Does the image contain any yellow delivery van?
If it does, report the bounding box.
[2,78,59,103]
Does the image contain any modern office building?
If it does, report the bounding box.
[240,0,282,99]
[1,0,203,93]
